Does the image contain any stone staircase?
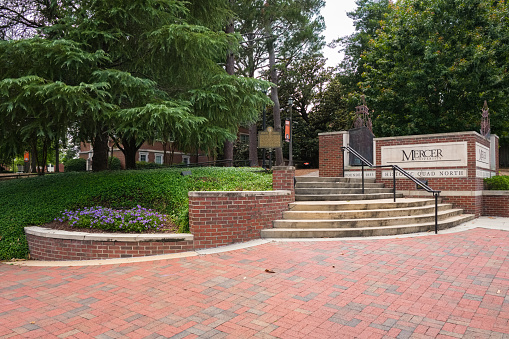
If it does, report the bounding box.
[261,176,475,238]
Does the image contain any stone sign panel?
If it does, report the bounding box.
[381,142,467,168]
[382,169,468,179]
[344,170,376,178]
[475,142,490,169]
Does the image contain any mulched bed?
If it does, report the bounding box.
[41,221,178,234]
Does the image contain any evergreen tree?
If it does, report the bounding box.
[0,0,270,171]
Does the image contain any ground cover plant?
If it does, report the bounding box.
[0,167,272,260]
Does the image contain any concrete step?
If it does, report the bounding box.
[295,193,404,201]
[273,209,464,229]
[262,214,475,238]
[283,203,454,220]
[289,198,438,211]
[295,182,385,189]
[295,188,394,195]
[295,177,376,183]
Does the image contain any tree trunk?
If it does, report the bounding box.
[122,138,139,170]
[267,34,283,165]
[92,130,109,172]
[223,14,236,167]
[30,142,36,173]
[249,123,258,166]
[247,37,259,168]
[54,138,60,173]
[162,141,168,165]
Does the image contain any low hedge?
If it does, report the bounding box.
[0,167,271,260]
[64,158,87,172]
[484,175,509,190]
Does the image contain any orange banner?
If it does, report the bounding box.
[284,120,290,142]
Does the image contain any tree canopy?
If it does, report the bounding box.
[0,0,271,170]
[332,0,509,141]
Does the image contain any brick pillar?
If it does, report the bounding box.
[272,166,295,202]
[318,131,346,177]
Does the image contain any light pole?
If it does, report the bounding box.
[288,98,293,166]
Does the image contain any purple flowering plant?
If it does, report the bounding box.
[54,205,175,233]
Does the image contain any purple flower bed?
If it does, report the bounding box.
[54,205,175,233]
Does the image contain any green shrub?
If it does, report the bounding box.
[136,161,165,169]
[64,158,87,172]
[484,175,509,190]
[108,157,122,170]
[0,167,272,259]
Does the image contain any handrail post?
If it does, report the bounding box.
[361,162,365,194]
[393,167,396,202]
[434,193,438,234]
[341,147,345,178]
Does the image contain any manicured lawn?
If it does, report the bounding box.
[0,167,272,260]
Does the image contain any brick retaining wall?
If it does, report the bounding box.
[189,190,293,250]
[25,167,296,260]
[25,228,194,261]
[482,191,509,217]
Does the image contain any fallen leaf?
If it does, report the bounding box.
[497,290,501,294]
[30,322,35,324]
[265,269,275,274]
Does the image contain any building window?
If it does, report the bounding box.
[240,134,249,144]
[139,152,148,162]
[155,154,163,165]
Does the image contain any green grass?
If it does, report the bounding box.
[0,167,272,260]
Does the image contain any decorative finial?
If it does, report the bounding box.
[354,95,373,133]
[481,100,490,138]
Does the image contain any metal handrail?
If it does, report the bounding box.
[341,145,441,234]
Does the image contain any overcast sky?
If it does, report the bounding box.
[322,0,358,67]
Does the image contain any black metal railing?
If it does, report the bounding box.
[341,146,441,234]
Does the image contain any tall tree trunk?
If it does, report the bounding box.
[54,138,60,172]
[223,9,235,167]
[249,123,258,166]
[30,141,37,173]
[267,34,283,165]
[247,36,259,167]
[92,130,109,172]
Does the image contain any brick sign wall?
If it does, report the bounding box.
[319,131,500,217]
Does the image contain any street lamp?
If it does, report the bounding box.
[288,98,293,166]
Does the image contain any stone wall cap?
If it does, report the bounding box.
[375,131,496,141]
[272,166,295,170]
[189,190,292,197]
[483,190,509,196]
[24,226,193,242]
[318,131,348,136]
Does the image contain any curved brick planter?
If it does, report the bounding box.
[25,227,194,261]
[24,167,295,261]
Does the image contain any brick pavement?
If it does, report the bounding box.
[1,228,509,338]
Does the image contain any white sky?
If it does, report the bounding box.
[321,0,358,67]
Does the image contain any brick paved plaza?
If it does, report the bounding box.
[1,219,508,338]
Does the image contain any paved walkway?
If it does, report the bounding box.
[1,219,509,338]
